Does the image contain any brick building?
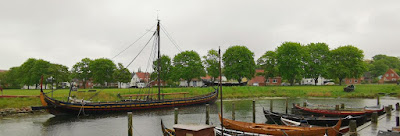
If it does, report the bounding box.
[379,69,400,83]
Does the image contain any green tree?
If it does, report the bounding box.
[19,58,37,89]
[113,63,131,88]
[203,49,220,82]
[304,43,330,85]
[276,42,306,85]
[369,60,389,78]
[19,58,51,89]
[370,54,400,76]
[0,71,7,87]
[2,67,21,88]
[32,59,51,89]
[257,51,279,81]
[223,45,256,83]
[89,58,116,87]
[328,45,367,85]
[373,54,400,69]
[48,64,70,89]
[152,55,173,84]
[71,58,92,89]
[173,50,205,86]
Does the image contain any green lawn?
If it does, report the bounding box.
[1,84,399,109]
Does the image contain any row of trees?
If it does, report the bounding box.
[150,46,256,86]
[257,42,367,85]
[0,58,131,89]
[1,42,398,88]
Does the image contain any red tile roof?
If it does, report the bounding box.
[0,70,7,73]
[201,75,212,80]
[388,69,400,78]
[255,69,264,73]
[136,72,151,82]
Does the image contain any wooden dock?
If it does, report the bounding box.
[344,109,399,136]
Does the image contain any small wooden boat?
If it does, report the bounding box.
[214,127,271,136]
[219,114,342,136]
[161,120,175,136]
[161,120,215,136]
[279,117,350,135]
[293,104,384,117]
[263,108,366,127]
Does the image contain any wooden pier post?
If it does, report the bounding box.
[396,103,399,111]
[253,100,256,123]
[386,106,392,116]
[269,99,273,112]
[206,104,210,125]
[285,98,289,114]
[341,103,345,109]
[349,120,357,136]
[377,95,380,105]
[396,116,399,127]
[371,112,378,123]
[174,108,178,124]
[128,112,133,136]
[232,102,235,121]
[335,105,340,111]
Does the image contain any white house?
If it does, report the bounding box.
[130,72,150,88]
[179,76,231,87]
[301,76,331,85]
[179,79,205,87]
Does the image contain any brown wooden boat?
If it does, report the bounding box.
[219,114,341,136]
[161,120,175,136]
[293,104,385,117]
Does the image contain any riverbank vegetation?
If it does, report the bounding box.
[1,84,399,109]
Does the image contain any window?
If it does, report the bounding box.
[355,80,358,83]
[393,78,397,81]
[386,74,389,77]
[266,79,270,83]
[392,74,394,77]
[273,79,277,83]
[349,79,352,83]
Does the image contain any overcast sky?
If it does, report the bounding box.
[1,0,400,72]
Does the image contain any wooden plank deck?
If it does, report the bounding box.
[122,92,189,97]
[344,110,399,136]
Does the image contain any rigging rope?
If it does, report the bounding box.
[112,24,156,59]
[160,24,183,52]
[77,100,87,117]
[126,31,157,68]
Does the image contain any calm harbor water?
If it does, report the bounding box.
[0,97,399,136]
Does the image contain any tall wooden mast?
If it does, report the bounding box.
[219,46,224,134]
[157,20,161,101]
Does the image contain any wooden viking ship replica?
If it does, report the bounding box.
[263,108,366,127]
[39,20,218,116]
[293,104,384,117]
[219,114,342,136]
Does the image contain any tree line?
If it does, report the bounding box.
[0,58,131,89]
[0,41,399,88]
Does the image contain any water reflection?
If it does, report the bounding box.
[0,97,398,136]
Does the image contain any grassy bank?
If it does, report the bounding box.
[1,84,399,109]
